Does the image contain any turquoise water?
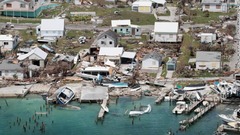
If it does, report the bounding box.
[0,95,239,135]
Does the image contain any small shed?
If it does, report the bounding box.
[121,51,136,64]
[142,52,162,71]
[200,33,216,44]
[166,58,176,71]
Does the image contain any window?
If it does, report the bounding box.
[114,29,117,32]
[199,65,206,67]
[169,34,173,38]
[20,4,25,8]
[216,5,221,9]
[120,29,122,31]
[109,41,112,44]
[126,29,128,32]
[136,29,139,32]
[101,41,105,45]
[4,42,8,45]
[6,3,12,8]
[205,4,210,9]
[105,35,107,38]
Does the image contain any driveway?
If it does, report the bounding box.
[157,7,179,22]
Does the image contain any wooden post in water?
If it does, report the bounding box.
[4,99,8,106]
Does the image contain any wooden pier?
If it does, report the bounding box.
[185,99,204,114]
[179,102,217,131]
[97,99,108,120]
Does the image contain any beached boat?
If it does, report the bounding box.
[227,121,240,129]
[129,104,151,116]
[56,86,75,105]
[129,84,141,92]
[219,108,240,123]
[172,101,188,114]
[183,84,206,91]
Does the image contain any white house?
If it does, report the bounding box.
[98,47,124,64]
[17,47,48,68]
[196,51,221,70]
[153,22,181,42]
[0,60,24,80]
[142,52,162,71]
[36,19,65,41]
[92,29,118,48]
[111,20,141,36]
[228,0,240,6]
[200,33,217,43]
[201,0,228,12]
[0,34,18,52]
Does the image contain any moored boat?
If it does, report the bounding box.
[56,86,75,105]
[219,108,240,123]
[172,101,188,114]
[129,104,151,116]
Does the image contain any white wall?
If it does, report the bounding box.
[202,3,228,12]
[196,61,221,70]
[40,30,64,38]
[0,38,17,52]
[201,34,216,43]
[97,36,116,47]
[154,33,177,42]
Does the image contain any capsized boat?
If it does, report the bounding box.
[172,101,188,114]
[129,104,151,116]
[101,103,109,113]
[227,121,240,129]
[56,86,75,105]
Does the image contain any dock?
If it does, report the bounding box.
[217,124,240,133]
[185,99,204,114]
[0,85,32,97]
[98,99,108,120]
[155,88,171,104]
[179,102,217,131]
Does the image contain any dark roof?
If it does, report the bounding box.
[0,60,23,71]
[143,52,162,61]
[97,29,118,40]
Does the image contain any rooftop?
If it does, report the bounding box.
[0,60,23,71]
[143,51,162,61]
[196,51,221,62]
[40,19,64,31]
[17,47,48,61]
[0,34,14,41]
[99,47,124,56]
[111,20,131,27]
[154,22,179,33]
[201,0,222,4]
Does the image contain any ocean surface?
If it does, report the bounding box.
[0,95,239,135]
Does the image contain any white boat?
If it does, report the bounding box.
[202,101,209,106]
[129,104,151,116]
[56,86,75,105]
[183,84,206,91]
[101,104,109,113]
[219,108,240,123]
[172,101,188,114]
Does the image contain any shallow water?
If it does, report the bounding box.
[0,95,239,135]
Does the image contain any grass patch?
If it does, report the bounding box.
[161,65,167,78]
[67,6,156,25]
[157,10,170,16]
[176,81,205,88]
[182,8,236,24]
[0,17,40,23]
[148,73,157,78]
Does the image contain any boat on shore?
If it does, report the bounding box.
[129,104,151,117]
[56,86,75,105]
[101,103,109,112]
[172,101,188,114]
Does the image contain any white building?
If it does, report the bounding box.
[201,0,228,12]
[36,19,65,41]
[153,22,181,42]
[132,1,153,13]
[0,34,18,52]
[0,60,24,80]
[111,20,142,36]
[196,51,221,70]
[98,47,124,63]
[142,52,162,71]
[200,33,217,43]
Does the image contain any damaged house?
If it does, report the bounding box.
[0,60,24,80]
[0,34,18,52]
[111,20,141,36]
[98,47,124,65]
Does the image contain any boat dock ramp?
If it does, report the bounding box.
[155,88,171,104]
[179,102,217,131]
[0,85,32,97]
[185,99,204,114]
[97,99,108,120]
